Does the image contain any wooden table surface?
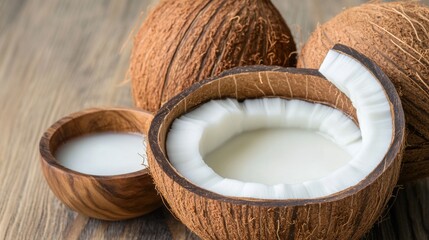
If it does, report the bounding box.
[0,0,428,239]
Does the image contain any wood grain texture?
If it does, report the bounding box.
[39,108,161,220]
[0,0,427,239]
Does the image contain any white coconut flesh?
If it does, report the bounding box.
[166,50,393,199]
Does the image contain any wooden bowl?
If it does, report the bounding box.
[39,107,162,220]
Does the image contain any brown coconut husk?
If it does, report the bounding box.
[298,1,429,182]
[148,45,405,239]
[130,0,296,113]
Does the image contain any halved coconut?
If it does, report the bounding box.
[298,1,429,182]
[148,44,405,239]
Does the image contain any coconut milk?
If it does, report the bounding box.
[204,128,351,185]
[55,132,146,176]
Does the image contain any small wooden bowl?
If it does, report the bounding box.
[39,107,162,220]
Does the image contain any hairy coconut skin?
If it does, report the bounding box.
[148,45,405,239]
[298,1,429,182]
[130,0,296,113]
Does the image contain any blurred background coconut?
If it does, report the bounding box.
[0,0,427,239]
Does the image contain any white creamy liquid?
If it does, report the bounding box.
[55,132,147,176]
[204,128,351,185]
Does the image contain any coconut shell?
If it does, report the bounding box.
[148,45,405,239]
[130,0,296,113]
[298,1,429,182]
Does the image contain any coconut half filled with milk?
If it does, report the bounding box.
[148,45,405,239]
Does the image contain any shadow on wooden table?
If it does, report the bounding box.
[363,178,429,240]
[1,0,427,239]
[63,177,427,240]
[62,208,172,240]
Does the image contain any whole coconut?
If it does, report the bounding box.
[298,1,429,182]
[130,0,296,113]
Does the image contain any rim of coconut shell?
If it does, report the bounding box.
[149,44,405,206]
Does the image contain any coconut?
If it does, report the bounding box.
[130,0,296,113]
[298,1,429,182]
[148,45,405,239]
